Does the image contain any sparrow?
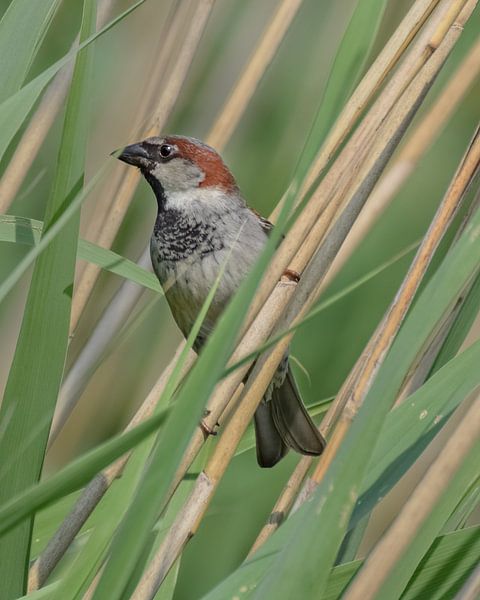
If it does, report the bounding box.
[116,135,325,467]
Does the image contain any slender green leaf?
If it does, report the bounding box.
[0,2,96,596]
[0,215,162,293]
[402,525,480,600]
[0,0,146,163]
[442,476,480,533]
[204,525,480,600]
[0,0,60,103]
[429,270,480,375]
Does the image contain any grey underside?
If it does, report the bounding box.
[150,189,324,467]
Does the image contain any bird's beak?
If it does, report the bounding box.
[113,142,150,167]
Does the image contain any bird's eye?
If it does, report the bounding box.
[159,144,174,158]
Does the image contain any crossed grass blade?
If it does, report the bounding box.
[0,1,96,596]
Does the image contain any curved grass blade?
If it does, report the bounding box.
[0,215,162,293]
[0,2,96,595]
[0,0,61,103]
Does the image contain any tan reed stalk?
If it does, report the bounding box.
[270,0,443,221]
[0,0,116,214]
[69,0,215,334]
[240,0,466,340]
[302,120,480,502]
[28,343,195,591]
[51,0,313,443]
[322,35,480,290]
[343,394,480,600]
[130,9,477,595]
[250,39,480,547]
[207,0,304,149]
[454,562,480,600]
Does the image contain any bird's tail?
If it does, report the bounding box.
[254,366,326,468]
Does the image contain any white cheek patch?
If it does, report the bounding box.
[151,158,204,192]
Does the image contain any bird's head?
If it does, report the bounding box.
[115,135,238,199]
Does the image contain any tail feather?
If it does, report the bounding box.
[254,401,288,468]
[254,366,325,468]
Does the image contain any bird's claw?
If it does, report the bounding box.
[200,419,218,439]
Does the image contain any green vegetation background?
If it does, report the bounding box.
[0,0,478,598]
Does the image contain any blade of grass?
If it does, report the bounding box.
[0,1,96,596]
[0,0,61,103]
[442,476,480,533]
[0,214,162,293]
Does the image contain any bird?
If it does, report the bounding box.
[116,135,325,467]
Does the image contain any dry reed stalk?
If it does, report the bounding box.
[303,120,480,502]
[28,343,194,591]
[343,394,480,600]
[69,0,215,334]
[253,49,480,543]
[51,0,312,444]
[270,0,443,222]
[454,562,480,600]
[242,0,466,340]
[207,0,304,149]
[0,0,116,214]
[321,35,480,291]
[130,8,476,595]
